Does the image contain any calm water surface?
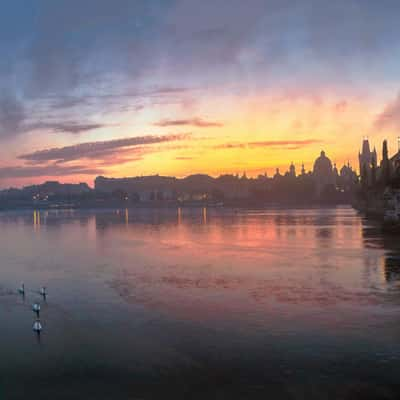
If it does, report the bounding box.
[1,206,400,399]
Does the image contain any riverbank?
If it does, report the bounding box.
[0,199,353,211]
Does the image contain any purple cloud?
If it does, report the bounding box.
[154,118,223,128]
[31,122,107,134]
[18,133,191,163]
[0,164,104,179]
[375,93,400,131]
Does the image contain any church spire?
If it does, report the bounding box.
[289,162,296,177]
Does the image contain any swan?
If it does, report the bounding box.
[18,283,25,295]
[32,303,41,315]
[33,319,42,333]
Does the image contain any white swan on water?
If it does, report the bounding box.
[32,303,41,314]
[33,319,42,332]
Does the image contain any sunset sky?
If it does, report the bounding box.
[1,0,400,188]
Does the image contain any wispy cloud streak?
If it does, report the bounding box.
[154,118,223,128]
[214,139,322,149]
[18,133,191,163]
[31,122,107,134]
[0,164,104,179]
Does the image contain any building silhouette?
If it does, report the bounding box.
[0,150,359,207]
[313,151,335,197]
[359,138,377,177]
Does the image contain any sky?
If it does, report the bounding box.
[1,0,400,188]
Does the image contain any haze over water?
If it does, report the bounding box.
[1,206,400,399]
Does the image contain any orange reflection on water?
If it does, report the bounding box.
[33,210,41,232]
[90,207,393,329]
[5,207,395,331]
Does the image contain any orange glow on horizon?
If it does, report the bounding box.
[1,90,397,188]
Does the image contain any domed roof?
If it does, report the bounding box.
[313,151,333,175]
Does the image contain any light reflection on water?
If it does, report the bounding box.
[1,206,400,399]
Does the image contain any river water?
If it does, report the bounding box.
[1,206,400,399]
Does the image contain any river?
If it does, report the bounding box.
[1,206,399,399]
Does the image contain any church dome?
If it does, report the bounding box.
[313,151,333,176]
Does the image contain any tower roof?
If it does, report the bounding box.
[361,138,371,155]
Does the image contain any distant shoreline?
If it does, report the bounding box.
[0,200,353,211]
